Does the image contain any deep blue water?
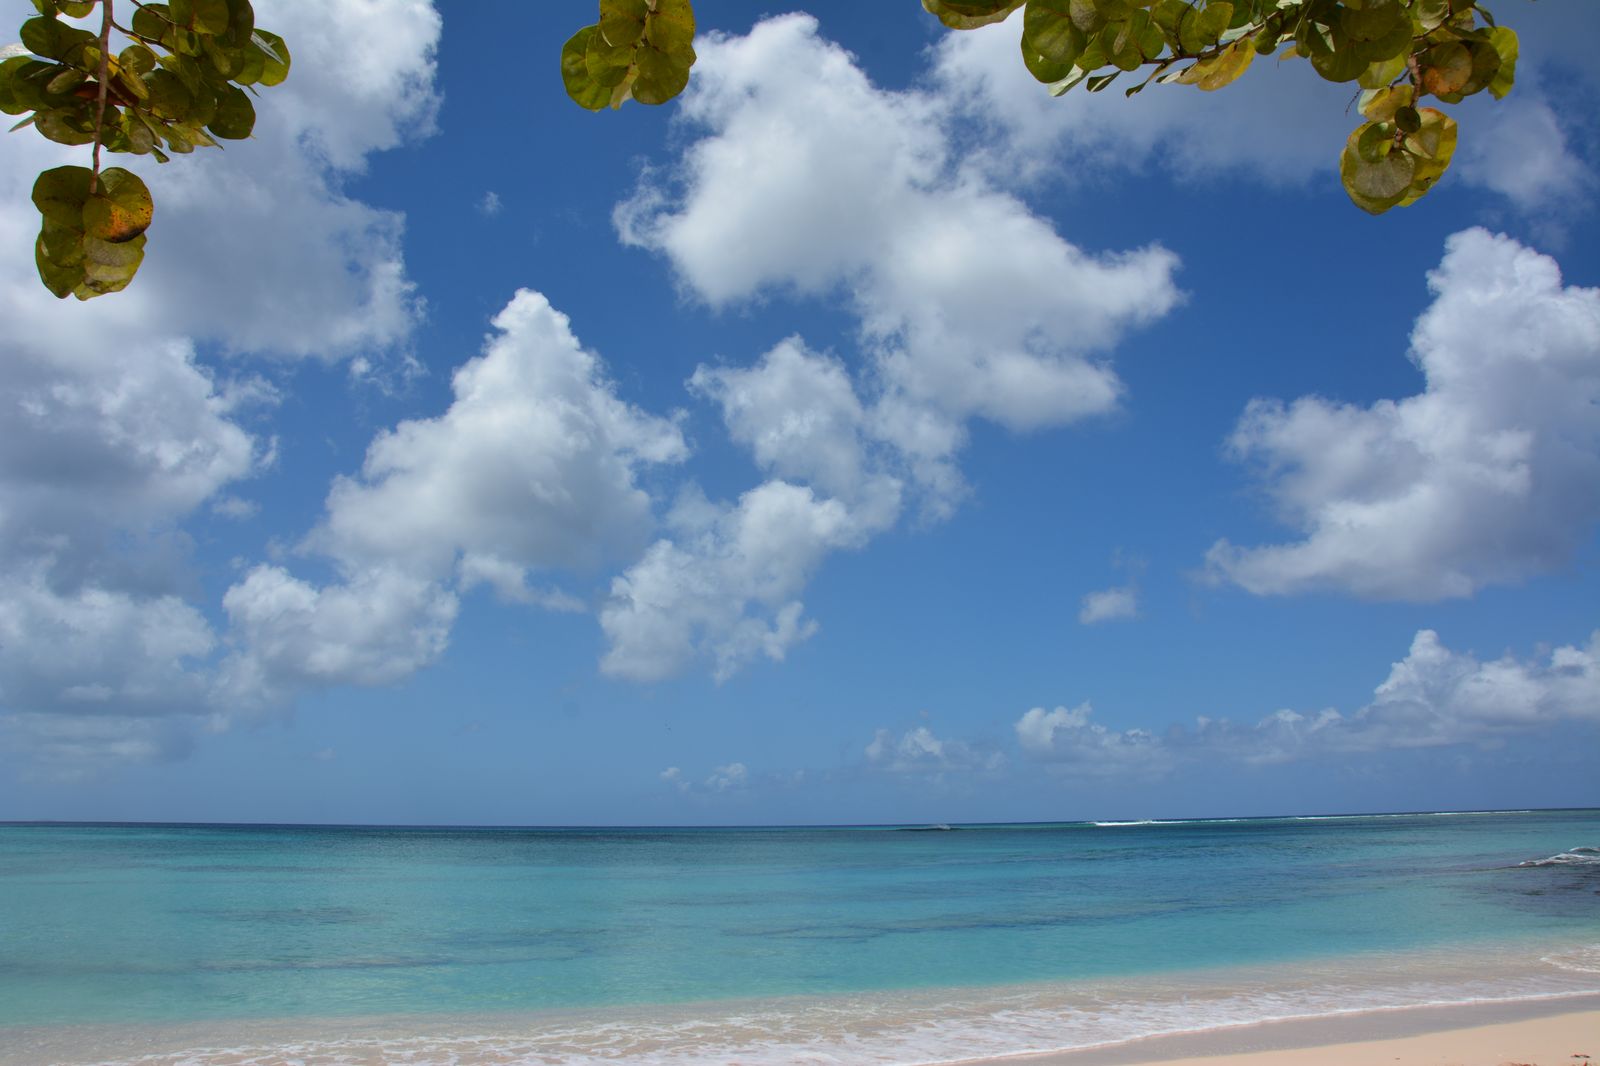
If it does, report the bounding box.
[2,810,1597,1030]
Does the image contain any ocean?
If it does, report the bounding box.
[2,809,1597,1064]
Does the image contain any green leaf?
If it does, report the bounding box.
[82,168,154,243]
[1152,0,1188,42]
[1357,52,1407,90]
[1416,0,1450,32]
[45,65,85,95]
[1340,122,1414,213]
[222,0,255,43]
[1022,0,1087,82]
[599,0,650,47]
[562,25,611,110]
[1069,0,1106,34]
[1398,107,1458,204]
[1419,41,1471,96]
[206,82,254,138]
[1486,26,1517,100]
[1178,36,1253,89]
[1102,20,1143,71]
[34,105,96,145]
[120,44,158,75]
[633,40,694,105]
[172,0,231,35]
[1047,65,1092,94]
[1340,0,1402,43]
[1178,0,1231,53]
[571,0,697,109]
[145,68,194,119]
[131,4,174,43]
[31,165,151,300]
[1359,82,1413,120]
[31,163,93,229]
[1309,38,1368,83]
[250,29,290,86]
[78,231,148,297]
[923,0,1027,30]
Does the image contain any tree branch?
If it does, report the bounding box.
[90,0,113,194]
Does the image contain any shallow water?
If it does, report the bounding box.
[2,810,1597,1063]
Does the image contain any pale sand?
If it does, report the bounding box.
[968,1000,1600,1066]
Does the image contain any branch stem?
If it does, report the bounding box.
[91,0,113,194]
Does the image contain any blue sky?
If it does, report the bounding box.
[1,0,1597,825]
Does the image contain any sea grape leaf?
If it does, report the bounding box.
[562,26,612,110]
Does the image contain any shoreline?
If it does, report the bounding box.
[965,995,1600,1066]
[6,983,1598,1066]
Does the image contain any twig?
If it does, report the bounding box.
[90,0,113,194]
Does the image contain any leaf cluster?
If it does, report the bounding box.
[560,0,1522,217]
[925,0,1517,213]
[563,0,696,111]
[3,0,290,298]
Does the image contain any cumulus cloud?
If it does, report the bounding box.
[619,16,1176,451]
[705,762,749,792]
[1079,586,1139,625]
[600,480,875,682]
[313,291,686,582]
[218,566,457,710]
[0,0,443,765]
[224,290,687,704]
[865,725,1005,776]
[689,338,883,507]
[1018,628,1600,773]
[610,14,1178,679]
[1207,229,1600,600]
[1015,703,1169,775]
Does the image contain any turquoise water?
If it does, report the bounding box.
[2,810,1598,1063]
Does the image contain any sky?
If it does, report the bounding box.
[1,0,1597,826]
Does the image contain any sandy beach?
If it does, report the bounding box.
[992,1002,1599,1066]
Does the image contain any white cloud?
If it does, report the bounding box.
[617,13,1178,459]
[1352,628,1600,746]
[705,762,749,791]
[1208,229,1600,600]
[1017,628,1600,773]
[865,725,1005,776]
[0,338,262,575]
[1455,96,1592,212]
[1014,703,1168,775]
[212,496,262,521]
[0,576,217,719]
[1078,586,1139,625]
[224,290,686,705]
[313,291,686,582]
[218,565,457,710]
[478,191,503,216]
[691,338,873,501]
[0,0,443,765]
[600,480,877,682]
[609,14,1178,679]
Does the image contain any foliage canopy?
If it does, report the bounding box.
[4,1,1523,300]
[564,0,1519,217]
[3,0,289,299]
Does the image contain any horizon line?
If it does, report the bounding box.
[2,805,1592,832]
